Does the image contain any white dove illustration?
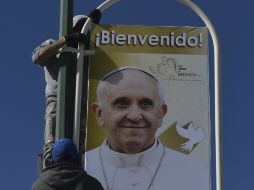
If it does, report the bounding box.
[176,122,205,152]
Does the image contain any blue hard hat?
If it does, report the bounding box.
[52,138,78,163]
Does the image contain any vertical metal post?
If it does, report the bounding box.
[56,0,75,140]
[72,0,121,152]
[177,1,223,190]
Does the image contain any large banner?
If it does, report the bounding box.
[84,24,210,190]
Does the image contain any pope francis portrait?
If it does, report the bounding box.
[85,67,209,190]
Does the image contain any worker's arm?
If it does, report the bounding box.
[32,33,86,66]
[35,38,66,66]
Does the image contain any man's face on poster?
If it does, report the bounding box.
[92,69,167,154]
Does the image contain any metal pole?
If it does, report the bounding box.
[176,1,223,190]
[56,0,74,140]
[73,0,120,151]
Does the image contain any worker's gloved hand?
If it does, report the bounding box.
[64,33,87,46]
[89,9,102,24]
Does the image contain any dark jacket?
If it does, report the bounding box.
[32,163,103,190]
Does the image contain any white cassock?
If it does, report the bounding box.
[85,140,210,190]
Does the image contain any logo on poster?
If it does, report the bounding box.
[149,56,202,81]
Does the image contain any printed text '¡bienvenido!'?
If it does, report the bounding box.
[95,30,203,48]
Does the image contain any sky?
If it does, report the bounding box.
[0,0,253,189]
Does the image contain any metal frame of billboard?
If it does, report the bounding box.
[177,1,223,190]
[56,0,222,189]
[73,0,120,153]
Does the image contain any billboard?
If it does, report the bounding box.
[84,24,210,190]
